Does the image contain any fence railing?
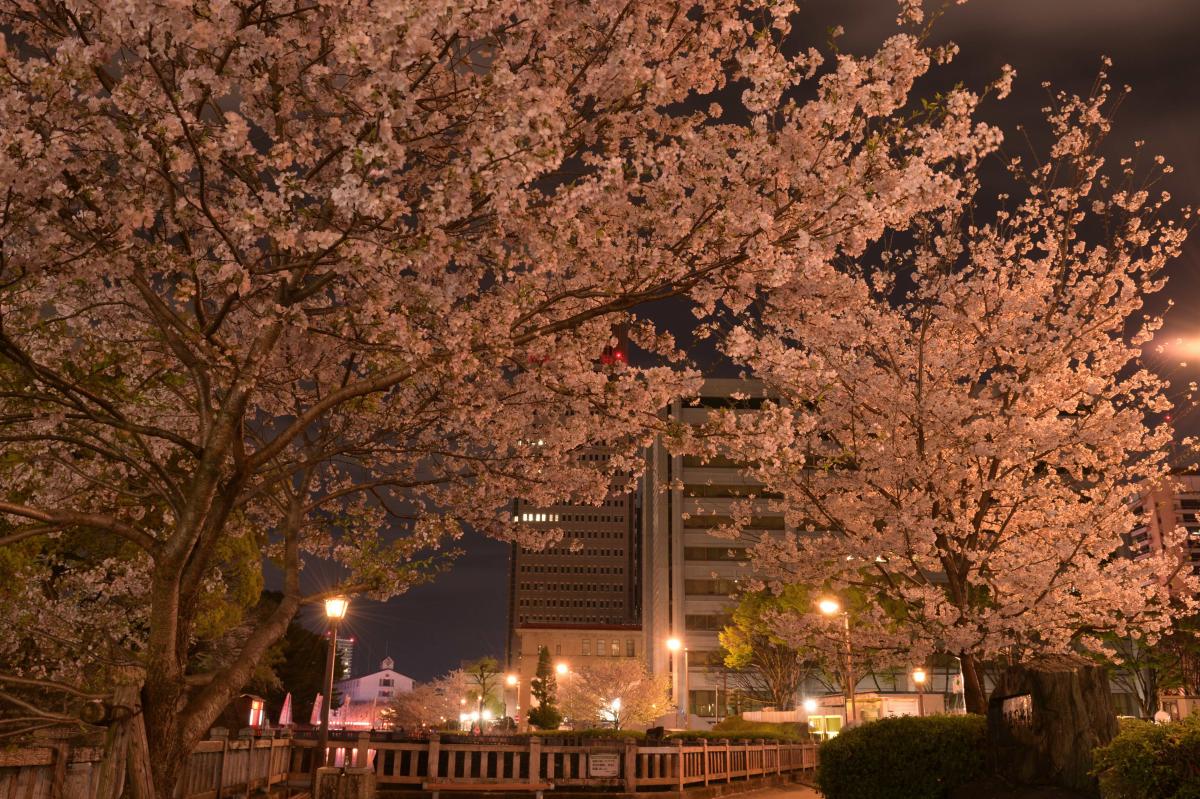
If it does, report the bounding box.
[0,735,291,799]
[288,733,819,792]
[177,736,292,798]
[1,732,817,798]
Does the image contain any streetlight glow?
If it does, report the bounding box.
[555,662,568,675]
[817,598,841,616]
[666,637,682,652]
[506,673,519,687]
[912,668,927,685]
[802,698,817,713]
[324,595,350,621]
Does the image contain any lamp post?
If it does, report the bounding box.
[666,637,688,730]
[912,668,927,718]
[505,673,519,730]
[315,595,349,782]
[818,598,855,726]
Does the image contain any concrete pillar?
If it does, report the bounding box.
[315,766,341,799]
[338,767,376,799]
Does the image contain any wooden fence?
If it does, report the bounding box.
[0,736,291,799]
[0,732,817,798]
[289,733,819,793]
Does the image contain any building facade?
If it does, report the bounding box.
[506,623,644,725]
[508,455,640,630]
[642,378,782,722]
[330,656,414,730]
[1129,472,1200,578]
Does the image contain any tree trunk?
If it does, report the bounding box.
[961,651,988,715]
[986,656,1117,797]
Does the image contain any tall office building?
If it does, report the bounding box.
[508,459,640,629]
[505,452,642,720]
[331,634,355,678]
[642,377,782,722]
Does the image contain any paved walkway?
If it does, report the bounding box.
[736,784,822,799]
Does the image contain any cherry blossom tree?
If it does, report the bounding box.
[718,76,1199,715]
[558,658,669,730]
[0,0,995,792]
[386,669,471,731]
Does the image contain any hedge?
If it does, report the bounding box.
[817,715,986,799]
[1091,715,1200,799]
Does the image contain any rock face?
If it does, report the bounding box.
[986,656,1118,798]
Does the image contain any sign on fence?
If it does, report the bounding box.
[588,752,620,778]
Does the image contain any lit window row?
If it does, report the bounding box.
[519,512,561,522]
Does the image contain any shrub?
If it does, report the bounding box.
[710,716,813,741]
[1091,714,1200,799]
[817,715,986,799]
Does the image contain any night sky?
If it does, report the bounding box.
[294,0,1200,683]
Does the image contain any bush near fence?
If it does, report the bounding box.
[1091,714,1200,799]
[817,715,986,799]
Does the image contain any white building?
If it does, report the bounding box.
[330,656,414,729]
[642,378,782,723]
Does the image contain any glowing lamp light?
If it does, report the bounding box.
[611,698,621,712]
[482,709,493,721]
[666,637,682,652]
[912,668,927,685]
[324,595,350,621]
[802,698,817,714]
[817,598,841,616]
[506,674,519,687]
[555,662,569,676]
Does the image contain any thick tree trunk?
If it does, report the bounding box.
[986,656,1117,797]
[961,651,989,715]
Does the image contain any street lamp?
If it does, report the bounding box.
[609,697,622,730]
[315,595,349,782]
[818,597,855,726]
[504,673,519,729]
[555,661,569,676]
[666,637,689,730]
[912,668,927,718]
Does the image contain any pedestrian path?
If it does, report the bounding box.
[737,783,822,799]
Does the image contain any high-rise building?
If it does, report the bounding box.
[641,377,782,722]
[1129,472,1200,578]
[331,634,355,678]
[508,460,640,629]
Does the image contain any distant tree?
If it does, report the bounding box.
[720,588,823,710]
[527,647,562,730]
[1107,615,1200,718]
[559,659,669,730]
[387,669,471,730]
[464,657,504,728]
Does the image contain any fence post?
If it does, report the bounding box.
[428,733,441,781]
[674,739,684,792]
[723,738,731,782]
[212,729,229,799]
[775,740,781,776]
[623,737,637,793]
[355,733,370,768]
[529,735,541,784]
[701,738,709,786]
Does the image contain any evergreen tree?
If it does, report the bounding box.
[527,647,562,729]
